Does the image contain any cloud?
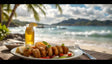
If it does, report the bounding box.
[13,4,112,24]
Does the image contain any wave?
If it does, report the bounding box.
[64,30,112,38]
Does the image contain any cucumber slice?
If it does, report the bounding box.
[59,56,67,58]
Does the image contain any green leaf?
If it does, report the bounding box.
[26,4,40,21]
[47,45,51,48]
[37,4,46,16]
[38,4,46,9]
[42,41,48,45]
[61,43,64,46]
[3,11,9,21]
[56,4,62,14]
[0,24,10,41]
[2,25,6,30]
[7,4,11,13]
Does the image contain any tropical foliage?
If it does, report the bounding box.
[0,24,10,40]
[0,4,62,27]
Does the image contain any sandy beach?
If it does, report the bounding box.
[5,38,112,55]
[79,45,112,55]
[35,38,112,55]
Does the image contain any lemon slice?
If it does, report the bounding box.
[29,22,37,27]
[16,46,25,54]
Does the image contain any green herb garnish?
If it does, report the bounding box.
[27,47,29,49]
[42,41,48,45]
[61,43,64,46]
[47,45,51,48]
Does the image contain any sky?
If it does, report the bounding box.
[13,4,112,25]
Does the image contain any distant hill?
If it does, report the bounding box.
[52,18,112,26]
[2,19,45,27]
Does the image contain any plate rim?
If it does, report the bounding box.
[11,47,83,60]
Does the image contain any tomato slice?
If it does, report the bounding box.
[50,55,55,58]
[59,53,64,56]
[40,56,50,59]
[68,53,72,56]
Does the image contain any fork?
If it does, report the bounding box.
[75,44,96,60]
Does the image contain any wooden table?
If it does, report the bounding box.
[0,46,112,60]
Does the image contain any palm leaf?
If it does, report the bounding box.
[56,4,62,14]
[38,4,46,9]
[3,11,9,21]
[37,4,46,16]
[29,4,40,21]
[26,4,33,12]
[7,4,11,13]
[4,8,17,18]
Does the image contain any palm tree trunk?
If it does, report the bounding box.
[0,4,2,24]
[6,4,20,27]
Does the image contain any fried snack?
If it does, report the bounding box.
[52,46,58,56]
[32,49,41,58]
[38,46,47,57]
[35,42,46,49]
[62,46,69,54]
[56,46,63,54]
[23,46,33,57]
[47,47,53,56]
[16,41,70,58]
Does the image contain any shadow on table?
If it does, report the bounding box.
[1,49,10,54]
[8,56,24,60]
[0,57,3,60]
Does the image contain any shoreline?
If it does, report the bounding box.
[5,39,112,55]
[2,33,112,55]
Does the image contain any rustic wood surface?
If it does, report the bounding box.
[0,46,112,60]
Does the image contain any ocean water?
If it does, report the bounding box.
[8,26,112,49]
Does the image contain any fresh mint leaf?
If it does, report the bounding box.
[61,43,64,46]
[47,45,51,48]
[42,41,48,45]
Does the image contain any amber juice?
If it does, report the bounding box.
[25,27,34,46]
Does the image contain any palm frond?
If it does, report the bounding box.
[2,11,9,21]
[38,4,46,9]
[26,4,32,12]
[4,8,17,18]
[29,4,40,21]
[37,4,46,16]
[7,4,11,13]
[56,4,62,14]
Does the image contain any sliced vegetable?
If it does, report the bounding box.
[68,53,72,57]
[59,53,64,56]
[51,56,59,59]
[40,56,50,59]
[59,56,67,58]
[50,55,55,58]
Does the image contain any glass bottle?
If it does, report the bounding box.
[25,24,34,46]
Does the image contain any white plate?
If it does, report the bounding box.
[11,47,83,60]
